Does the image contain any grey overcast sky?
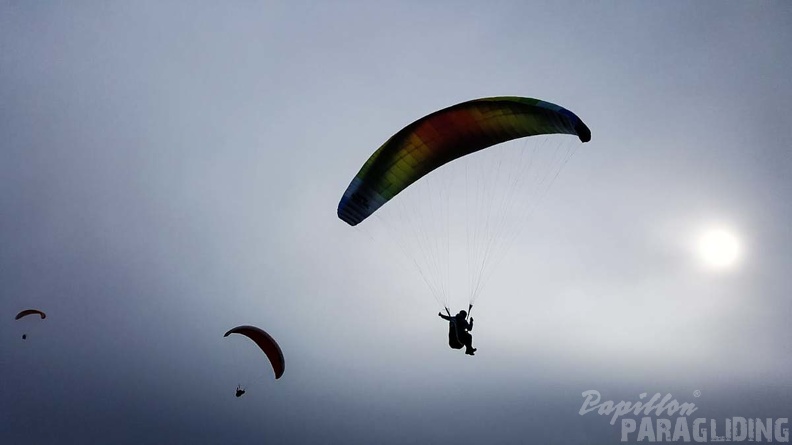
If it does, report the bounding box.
[2,1,791,444]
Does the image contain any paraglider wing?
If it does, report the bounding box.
[337,96,591,226]
[224,325,285,379]
[15,309,46,320]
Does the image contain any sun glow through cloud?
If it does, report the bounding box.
[697,226,742,270]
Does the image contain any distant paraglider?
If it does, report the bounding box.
[224,325,285,380]
[15,309,46,320]
[16,309,46,339]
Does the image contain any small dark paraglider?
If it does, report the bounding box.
[15,309,46,320]
[224,325,285,379]
[224,325,285,397]
[15,309,46,340]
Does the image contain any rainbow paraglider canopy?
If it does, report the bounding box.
[338,96,590,226]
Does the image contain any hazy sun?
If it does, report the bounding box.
[697,227,742,270]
